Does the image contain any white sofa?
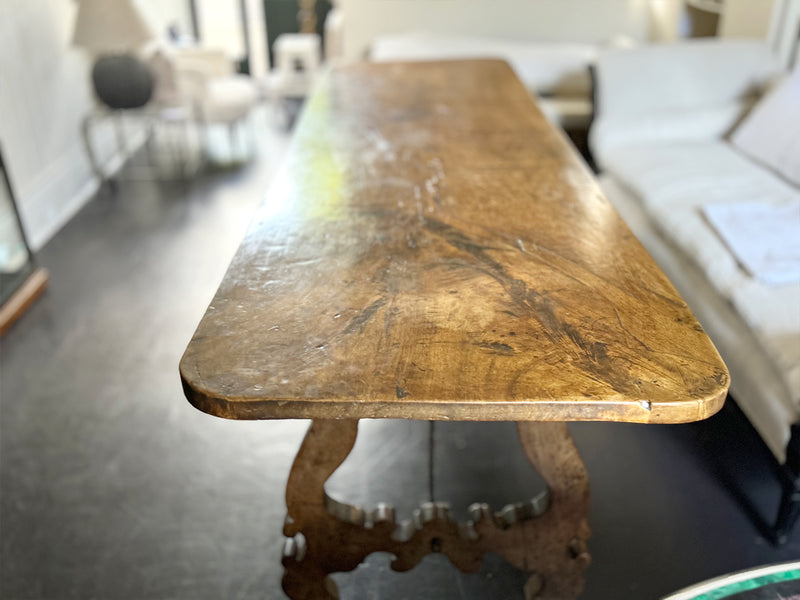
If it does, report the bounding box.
[590,39,799,470]
[329,0,657,130]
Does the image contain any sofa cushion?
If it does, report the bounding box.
[594,39,779,117]
[730,67,800,187]
[602,142,800,406]
[590,100,755,166]
[590,39,781,164]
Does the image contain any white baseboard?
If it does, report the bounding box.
[18,128,143,251]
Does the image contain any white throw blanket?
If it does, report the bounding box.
[703,200,800,286]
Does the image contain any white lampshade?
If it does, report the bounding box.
[72,0,157,54]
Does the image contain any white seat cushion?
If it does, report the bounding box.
[201,76,258,123]
[602,142,800,406]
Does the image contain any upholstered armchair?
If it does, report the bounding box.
[148,44,259,151]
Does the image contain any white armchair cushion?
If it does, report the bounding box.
[173,47,235,78]
[730,67,800,187]
[200,75,258,123]
[144,43,258,124]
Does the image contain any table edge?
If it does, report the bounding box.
[180,361,729,424]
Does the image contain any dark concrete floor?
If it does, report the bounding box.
[1,108,798,600]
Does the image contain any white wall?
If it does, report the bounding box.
[141,0,270,76]
[195,0,246,61]
[139,0,195,40]
[720,0,777,39]
[245,0,269,75]
[0,0,117,250]
[647,0,687,41]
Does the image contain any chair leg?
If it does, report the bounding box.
[228,122,238,157]
[774,478,800,545]
[81,114,105,183]
[774,424,800,544]
[194,105,211,162]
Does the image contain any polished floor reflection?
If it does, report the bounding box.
[1,107,798,600]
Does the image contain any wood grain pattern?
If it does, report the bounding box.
[281,419,589,600]
[180,59,729,423]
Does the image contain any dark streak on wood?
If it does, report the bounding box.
[343,298,388,335]
[480,341,516,356]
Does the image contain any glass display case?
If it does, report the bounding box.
[0,146,48,336]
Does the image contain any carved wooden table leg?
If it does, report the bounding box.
[281,420,590,600]
[463,422,590,599]
[511,422,591,599]
[282,419,364,599]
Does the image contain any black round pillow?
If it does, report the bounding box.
[92,54,154,109]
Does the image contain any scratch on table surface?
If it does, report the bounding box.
[343,298,387,335]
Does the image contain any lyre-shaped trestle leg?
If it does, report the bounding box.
[280,420,590,600]
[282,419,360,599]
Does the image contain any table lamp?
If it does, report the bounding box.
[72,0,158,110]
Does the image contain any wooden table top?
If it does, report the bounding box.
[180,60,728,423]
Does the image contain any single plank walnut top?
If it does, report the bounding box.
[180,60,728,423]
